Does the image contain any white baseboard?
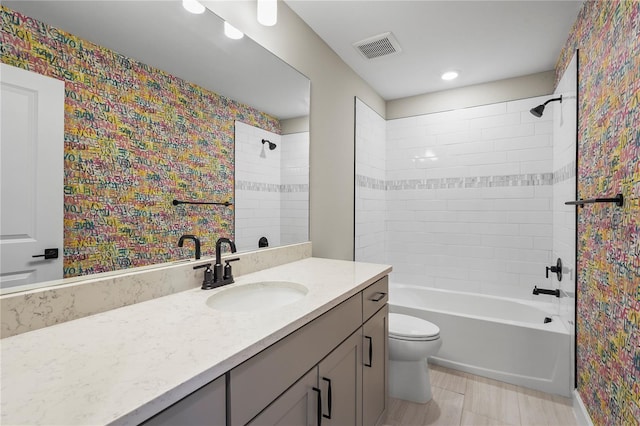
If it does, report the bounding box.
[573,390,594,426]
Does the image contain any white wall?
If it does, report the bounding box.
[387,71,555,119]
[281,131,309,245]
[235,121,282,252]
[355,98,387,263]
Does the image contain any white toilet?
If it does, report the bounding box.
[388,313,442,403]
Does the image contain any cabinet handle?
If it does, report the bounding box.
[322,377,332,419]
[369,292,386,302]
[365,336,373,367]
[312,387,322,426]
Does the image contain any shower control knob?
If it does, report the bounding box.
[545,258,563,281]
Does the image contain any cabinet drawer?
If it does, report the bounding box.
[362,276,388,322]
[230,294,362,426]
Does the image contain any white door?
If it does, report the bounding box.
[1,64,64,291]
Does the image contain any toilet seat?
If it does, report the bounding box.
[389,313,440,341]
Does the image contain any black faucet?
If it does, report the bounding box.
[195,238,240,290]
[178,234,201,260]
[532,286,560,298]
[212,238,239,287]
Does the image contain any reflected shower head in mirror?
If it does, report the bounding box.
[530,95,562,117]
[262,139,277,150]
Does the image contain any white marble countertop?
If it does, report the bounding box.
[0,257,391,425]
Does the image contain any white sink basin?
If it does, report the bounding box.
[206,281,308,312]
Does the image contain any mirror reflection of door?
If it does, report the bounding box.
[0,64,64,290]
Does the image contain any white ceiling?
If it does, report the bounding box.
[285,0,583,100]
[5,1,583,114]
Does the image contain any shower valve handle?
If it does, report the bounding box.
[545,258,563,281]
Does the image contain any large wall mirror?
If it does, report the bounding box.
[0,1,310,294]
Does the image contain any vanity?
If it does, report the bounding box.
[0,257,391,425]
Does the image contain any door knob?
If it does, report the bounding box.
[32,248,59,259]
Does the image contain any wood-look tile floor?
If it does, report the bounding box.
[383,364,577,426]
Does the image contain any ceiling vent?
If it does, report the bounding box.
[353,32,402,60]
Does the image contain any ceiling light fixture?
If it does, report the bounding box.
[224,22,244,40]
[257,0,277,26]
[441,71,459,81]
[182,0,205,14]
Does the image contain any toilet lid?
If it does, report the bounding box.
[389,313,440,340]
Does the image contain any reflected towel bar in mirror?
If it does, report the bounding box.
[564,193,623,207]
[173,199,233,207]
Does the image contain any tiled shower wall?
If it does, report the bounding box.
[552,53,578,389]
[235,122,309,252]
[281,132,310,246]
[356,95,561,300]
[235,122,282,252]
[355,99,387,264]
[386,97,555,299]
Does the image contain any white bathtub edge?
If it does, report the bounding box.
[573,390,594,426]
[429,357,571,398]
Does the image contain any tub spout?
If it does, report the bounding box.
[532,286,560,298]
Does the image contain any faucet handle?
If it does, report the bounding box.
[194,263,216,290]
[223,258,240,282]
[193,263,211,270]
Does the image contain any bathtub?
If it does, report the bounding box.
[389,283,571,397]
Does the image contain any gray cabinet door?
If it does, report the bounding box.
[363,305,388,426]
[318,331,363,426]
[230,294,362,425]
[142,375,226,426]
[249,367,319,426]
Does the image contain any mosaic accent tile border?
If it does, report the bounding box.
[356,173,554,190]
[355,175,386,190]
[236,181,309,193]
[282,183,309,193]
[553,161,577,184]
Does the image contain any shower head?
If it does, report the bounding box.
[530,104,546,118]
[262,139,276,150]
[529,95,562,117]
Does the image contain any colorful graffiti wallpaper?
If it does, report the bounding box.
[0,6,280,277]
[556,1,640,424]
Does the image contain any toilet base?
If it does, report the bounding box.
[389,358,433,404]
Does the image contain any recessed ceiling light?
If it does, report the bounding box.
[182,0,205,14]
[441,71,459,81]
[224,22,244,40]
